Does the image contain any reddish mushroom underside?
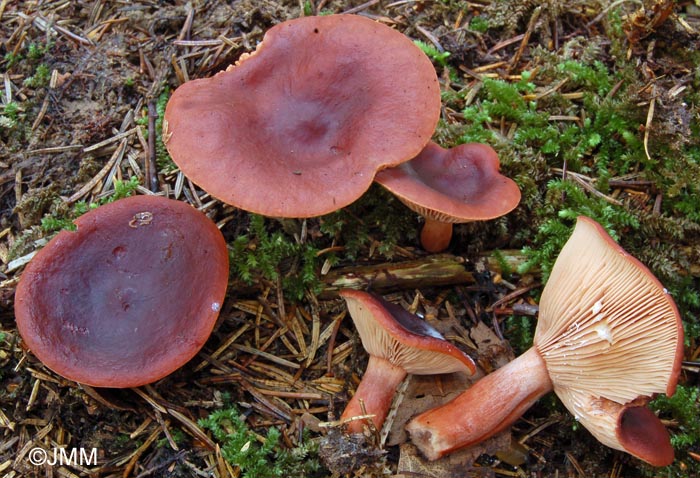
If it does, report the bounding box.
[14,195,229,388]
[164,14,441,218]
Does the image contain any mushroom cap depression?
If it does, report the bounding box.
[340,289,475,375]
[535,216,683,463]
[164,14,441,218]
[374,141,521,223]
[14,195,229,388]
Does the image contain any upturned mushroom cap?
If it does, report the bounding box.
[535,216,683,465]
[163,14,441,218]
[407,216,683,465]
[340,289,476,375]
[374,141,521,252]
[536,216,683,403]
[14,195,229,388]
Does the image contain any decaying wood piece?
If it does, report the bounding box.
[321,251,531,298]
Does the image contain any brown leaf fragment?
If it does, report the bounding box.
[386,373,470,447]
[470,321,515,372]
[396,438,510,478]
[318,427,387,475]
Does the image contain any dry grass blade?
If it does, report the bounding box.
[166,408,216,450]
[67,140,127,204]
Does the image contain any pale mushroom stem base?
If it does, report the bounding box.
[341,355,408,434]
[406,347,553,460]
[420,218,454,253]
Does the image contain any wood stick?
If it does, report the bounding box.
[320,251,530,299]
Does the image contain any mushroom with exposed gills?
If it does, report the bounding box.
[339,289,476,434]
[163,14,441,218]
[374,141,521,252]
[406,216,683,466]
[14,195,230,388]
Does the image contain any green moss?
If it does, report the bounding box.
[199,407,322,478]
[40,176,140,234]
[503,315,534,353]
[230,214,323,301]
[2,102,19,121]
[302,1,313,16]
[23,63,51,88]
[468,16,489,33]
[319,184,417,260]
[156,428,187,448]
[655,385,700,447]
[414,40,451,68]
[518,179,640,280]
[27,41,52,61]
[491,249,514,278]
[153,88,175,171]
[649,385,700,477]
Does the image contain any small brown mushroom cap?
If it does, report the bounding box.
[164,14,441,218]
[340,289,475,375]
[374,141,521,223]
[14,195,229,388]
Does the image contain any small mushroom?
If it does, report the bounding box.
[339,289,475,433]
[14,195,229,388]
[374,141,521,252]
[406,216,683,466]
[164,14,441,218]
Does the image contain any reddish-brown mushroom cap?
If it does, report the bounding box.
[375,141,521,252]
[340,289,475,433]
[14,195,229,388]
[163,14,441,218]
[407,216,683,466]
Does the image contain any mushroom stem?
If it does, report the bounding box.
[420,218,454,253]
[341,355,408,434]
[406,347,553,460]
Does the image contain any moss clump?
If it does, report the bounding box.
[1,40,54,143]
[136,88,176,172]
[199,407,322,478]
[230,214,323,301]
[414,40,451,68]
[40,176,141,234]
[319,184,418,261]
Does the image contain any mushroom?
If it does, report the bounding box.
[339,289,476,433]
[406,216,683,466]
[374,141,521,252]
[14,195,229,388]
[163,14,441,218]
